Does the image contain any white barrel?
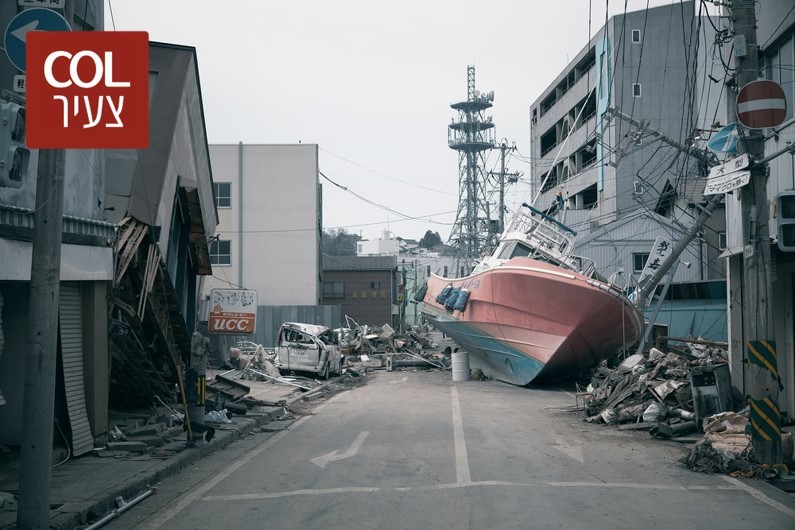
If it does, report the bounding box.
[452,350,470,381]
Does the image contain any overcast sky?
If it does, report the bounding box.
[105,0,694,242]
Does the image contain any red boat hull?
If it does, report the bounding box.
[421,257,643,385]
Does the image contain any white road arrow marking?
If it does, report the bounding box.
[389,376,408,384]
[311,430,370,469]
[552,438,584,463]
[11,21,40,44]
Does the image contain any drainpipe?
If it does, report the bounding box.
[238,142,244,286]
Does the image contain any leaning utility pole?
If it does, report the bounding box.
[731,0,781,465]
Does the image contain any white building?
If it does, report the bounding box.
[357,230,400,256]
[202,143,322,306]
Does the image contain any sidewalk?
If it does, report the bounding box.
[0,376,318,530]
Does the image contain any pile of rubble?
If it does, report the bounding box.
[340,320,451,371]
[580,338,795,476]
[582,339,730,437]
[226,341,323,392]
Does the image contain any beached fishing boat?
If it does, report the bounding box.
[420,202,643,386]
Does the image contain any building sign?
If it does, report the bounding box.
[707,154,750,180]
[704,170,751,196]
[638,236,672,285]
[26,30,149,148]
[351,291,387,299]
[208,289,257,334]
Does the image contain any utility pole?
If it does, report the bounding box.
[489,141,520,234]
[731,0,780,465]
[18,3,73,526]
[18,149,66,527]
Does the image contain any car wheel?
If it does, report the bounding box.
[321,361,330,380]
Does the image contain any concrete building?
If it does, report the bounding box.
[529,1,726,288]
[202,144,321,307]
[357,230,400,257]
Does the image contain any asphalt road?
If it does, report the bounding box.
[105,369,795,530]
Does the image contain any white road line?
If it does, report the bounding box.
[722,475,795,519]
[389,376,409,384]
[451,385,471,484]
[143,398,337,529]
[201,479,746,501]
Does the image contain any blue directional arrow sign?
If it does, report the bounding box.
[4,8,71,72]
[706,122,740,154]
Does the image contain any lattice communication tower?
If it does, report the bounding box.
[447,66,496,276]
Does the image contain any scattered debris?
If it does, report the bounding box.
[581,340,732,437]
[339,318,451,372]
[579,338,794,476]
[687,410,793,477]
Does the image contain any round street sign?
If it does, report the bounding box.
[736,79,787,129]
[4,8,71,72]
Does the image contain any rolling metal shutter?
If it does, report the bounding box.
[59,283,94,456]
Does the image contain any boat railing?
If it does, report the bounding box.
[509,203,577,257]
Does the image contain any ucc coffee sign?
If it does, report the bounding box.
[26,31,149,148]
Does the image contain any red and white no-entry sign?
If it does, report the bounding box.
[736,79,787,129]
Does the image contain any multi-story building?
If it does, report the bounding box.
[527,1,729,344]
[200,144,337,354]
[529,1,725,288]
[202,144,322,306]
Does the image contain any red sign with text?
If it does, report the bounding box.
[26,31,149,148]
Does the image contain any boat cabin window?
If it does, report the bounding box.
[498,242,532,260]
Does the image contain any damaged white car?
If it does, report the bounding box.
[275,322,343,379]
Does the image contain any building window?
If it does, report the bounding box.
[631,29,641,43]
[323,282,344,299]
[210,240,231,266]
[718,232,727,251]
[214,182,231,208]
[370,281,381,289]
[632,83,642,97]
[633,252,649,273]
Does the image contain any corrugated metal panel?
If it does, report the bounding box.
[59,283,94,457]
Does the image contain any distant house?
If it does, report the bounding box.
[322,255,397,327]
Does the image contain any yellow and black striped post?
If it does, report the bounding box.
[745,340,782,463]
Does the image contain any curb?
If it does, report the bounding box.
[47,405,288,530]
